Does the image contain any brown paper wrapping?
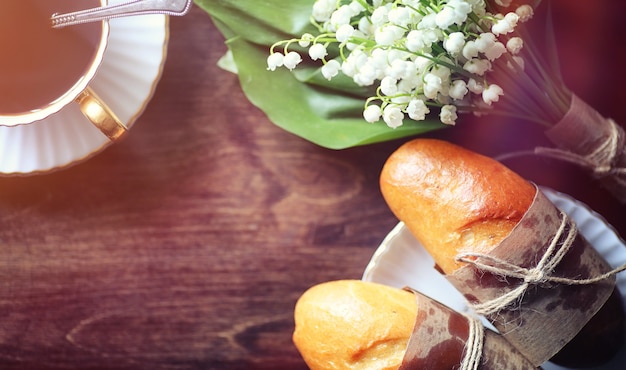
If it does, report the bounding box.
[399,291,539,370]
[544,94,626,202]
[447,187,616,366]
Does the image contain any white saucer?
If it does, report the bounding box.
[0,1,169,175]
[363,187,626,370]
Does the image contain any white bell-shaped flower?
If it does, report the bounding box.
[407,98,430,120]
[283,51,303,70]
[382,105,404,128]
[440,104,458,125]
[363,104,382,123]
[321,60,341,80]
[266,52,284,71]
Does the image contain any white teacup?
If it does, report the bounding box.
[0,0,126,141]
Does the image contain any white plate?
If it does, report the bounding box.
[363,187,626,370]
[0,1,169,175]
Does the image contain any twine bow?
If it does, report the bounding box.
[497,119,626,184]
[536,119,626,182]
[456,210,626,316]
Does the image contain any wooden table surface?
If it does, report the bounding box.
[1,3,625,369]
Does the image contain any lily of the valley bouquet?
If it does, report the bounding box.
[267,0,535,128]
[195,0,626,203]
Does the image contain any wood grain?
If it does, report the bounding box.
[0,3,624,369]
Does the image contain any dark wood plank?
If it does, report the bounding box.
[0,2,624,369]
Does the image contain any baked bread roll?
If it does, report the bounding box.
[379,138,624,367]
[293,280,416,370]
[293,279,539,370]
[380,138,535,274]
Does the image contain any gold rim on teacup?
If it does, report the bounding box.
[0,0,126,141]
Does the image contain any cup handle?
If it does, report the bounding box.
[75,87,127,141]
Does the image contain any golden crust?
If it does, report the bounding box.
[293,280,418,370]
[380,139,535,273]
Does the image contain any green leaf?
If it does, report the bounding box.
[194,0,316,45]
[227,37,442,149]
[290,63,373,98]
[194,0,445,149]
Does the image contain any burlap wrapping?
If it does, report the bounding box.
[399,290,538,370]
[447,187,615,366]
[543,94,626,202]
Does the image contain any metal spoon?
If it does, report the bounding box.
[51,0,192,28]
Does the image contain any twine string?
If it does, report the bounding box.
[496,119,626,183]
[537,119,626,178]
[460,315,484,370]
[402,287,485,370]
[456,211,626,316]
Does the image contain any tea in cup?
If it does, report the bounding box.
[0,0,126,140]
